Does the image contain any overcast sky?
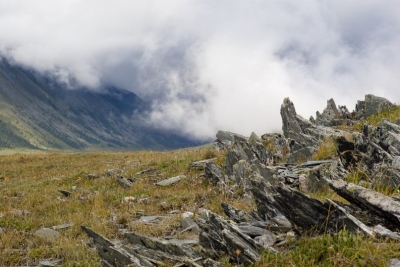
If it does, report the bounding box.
[1,1,400,140]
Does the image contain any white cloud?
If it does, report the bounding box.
[1,0,400,140]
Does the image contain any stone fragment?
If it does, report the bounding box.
[135,168,156,175]
[237,225,271,237]
[34,228,61,243]
[197,210,263,264]
[281,97,303,138]
[356,94,395,118]
[105,168,121,176]
[327,179,400,231]
[51,223,73,230]
[204,162,223,184]
[190,158,216,170]
[393,156,400,169]
[155,176,183,186]
[203,258,223,267]
[254,232,276,248]
[389,259,400,267]
[285,146,315,164]
[373,224,400,240]
[81,226,143,266]
[39,260,61,267]
[116,176,133,188]
[58,189,71,197]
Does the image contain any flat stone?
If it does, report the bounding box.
[389,259,400,267]
[156,176,183,186]
[135,168,155,175]
[139,216,160,223]
[168,239,199,245]
[190,159,216,170]
[51,223,73,230]
[237,225,271,237]
[39,260,61,267]
[34,228,60,243]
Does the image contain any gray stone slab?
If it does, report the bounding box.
[51,223,73,230]
[156,176,182,186]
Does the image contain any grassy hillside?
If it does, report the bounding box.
[1,147,400,266]
[2,105,400,266]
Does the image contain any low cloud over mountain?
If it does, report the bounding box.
[1,0,400,140]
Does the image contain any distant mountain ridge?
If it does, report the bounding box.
[0,58,196,151]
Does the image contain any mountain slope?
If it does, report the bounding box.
[0,58,195,150]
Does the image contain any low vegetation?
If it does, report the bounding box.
[2,105,400,266]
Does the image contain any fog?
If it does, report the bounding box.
[1,0,400,140]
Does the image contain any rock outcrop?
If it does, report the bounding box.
[83,94,400,266]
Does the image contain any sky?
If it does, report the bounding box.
[1,1,400,141]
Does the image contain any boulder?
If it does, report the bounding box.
[356,94,395,119]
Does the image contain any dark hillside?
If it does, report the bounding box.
[0,58,196,150]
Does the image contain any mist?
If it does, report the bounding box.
[1,0,400,140]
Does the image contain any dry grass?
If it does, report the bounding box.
[1,145,400,266]
[0,148,247,266]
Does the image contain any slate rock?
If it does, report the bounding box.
[205,162,223,184]
[116,176,133,188]
[285,146,315,164]
[39,260,61,267]
[356,94,395,118]
[58,189,71,197]
[281,97,303,138]
[156,176,183,186]
[393,156,400,169]
[254,232,276,248]
[190,158,216,170]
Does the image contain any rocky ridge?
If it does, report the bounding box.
[83,94,400,266]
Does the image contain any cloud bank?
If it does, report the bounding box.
[1,0,400,140]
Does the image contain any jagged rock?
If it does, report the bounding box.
[34,228,61,243]
[248,132,272,164]
[356,94,395,119]
[203,258,223,267]
[373,224,400,240]
[281,97,303,138]
[83,226,202,266]
[215,130,248,147]
[261,133,290,164]
[237,225,272,237]
[197,210,263,264]
[315,98,341,126]
[181,212,200,232]
[232,160,250,184]
[393,156,400,169]
[327,179,400,231]
[285,146,315,164]
[125,232,200,259]
[254,233,276,248]
[82,226,143,266]
[204,162,223,184]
